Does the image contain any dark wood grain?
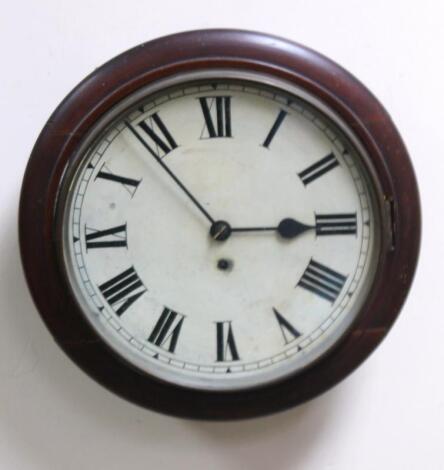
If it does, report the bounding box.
[19,29,421,420]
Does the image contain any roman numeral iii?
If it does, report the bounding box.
[315,213,357,236]
[85,223,127,249]
[148,307,185,353]
[199,96,232,138]
[298,152,339,185]
[216,321,240,362]
[138,112,178,157]
[99,266,146,316]
[297,259,347,303]
[273,308,301,344]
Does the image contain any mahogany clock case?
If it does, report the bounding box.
[19,29,421,420]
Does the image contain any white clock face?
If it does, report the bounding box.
[61,74,379,390]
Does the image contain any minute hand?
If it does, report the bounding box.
[125,121,214,224]
[231,218,315,239]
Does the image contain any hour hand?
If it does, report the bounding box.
[275,218,314,239]
[211,218,314,241]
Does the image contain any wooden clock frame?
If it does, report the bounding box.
[19,29,420,420]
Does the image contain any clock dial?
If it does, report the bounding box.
[61,77,379,390]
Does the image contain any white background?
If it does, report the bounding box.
[1,1,442,469]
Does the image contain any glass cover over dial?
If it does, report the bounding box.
[61,75,379,390]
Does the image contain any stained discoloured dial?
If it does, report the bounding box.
[62,78,377,390]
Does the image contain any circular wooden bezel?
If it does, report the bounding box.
[19,29,421,420]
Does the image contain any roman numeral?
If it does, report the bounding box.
[199,96,232,138]
[263,110,288,148]
[273,308,301,344]
[216,321,239,362]
[298,152,339,185]
[147,307,185,353]
[137,112,178,158]
[99,266,146,316]
[85,224,127,249]
[95,163,141,197]
[315,213,357,236]
[297,259,347,303]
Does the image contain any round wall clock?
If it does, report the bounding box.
[19,29,420,420]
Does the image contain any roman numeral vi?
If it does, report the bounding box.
[216,321,240,362]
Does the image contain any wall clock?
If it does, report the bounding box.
[19,29,420,420]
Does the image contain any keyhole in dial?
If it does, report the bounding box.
[217,258,233,271]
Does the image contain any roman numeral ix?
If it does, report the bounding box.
[273,308,301,344]
[216,321,240,362]
[99,266,146,316]
[138,112,178,158]
[199,96,232,138]
[148,307,185,354]
[85,223,127,249]
[315,213,357,236]
[297,259,347,303]
[298,152,339,185]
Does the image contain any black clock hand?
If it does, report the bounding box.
[279,218,314,238]
[125,121,215,224]
[210,218,315,241]
[233,218,314,239]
